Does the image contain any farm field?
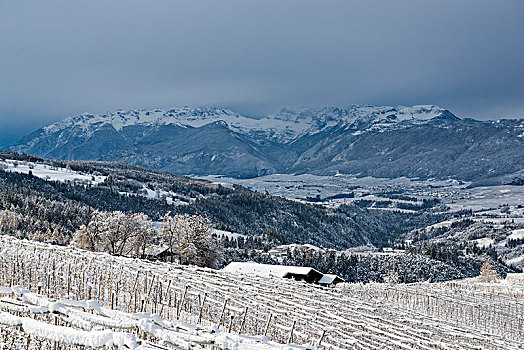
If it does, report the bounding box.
[1,236,523,349]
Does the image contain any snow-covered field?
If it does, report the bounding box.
[199,174,524,218]
[448,185,524,217]
[0,159,190,206]
[198,173,471,209]
[0,159,106,185]
[198,174,466,202]
[0,236,522,349]
[212,229,247,240]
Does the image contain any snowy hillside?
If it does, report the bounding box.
[0,158,190,206]
[1,235,523,349]
[0,158,106,184]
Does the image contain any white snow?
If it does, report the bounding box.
[474,237,495,248]
[223,262,317,279]
[0,159,106,184]
[39,105,447,144]
[212,229,247,240]
[318,274,343,285]
[507,229,524,240]
[507,255,524,266]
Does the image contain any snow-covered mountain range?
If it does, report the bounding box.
[38,105,446,144]
[8,105,524,182]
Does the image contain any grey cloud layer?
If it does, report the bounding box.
[1,0,523,145]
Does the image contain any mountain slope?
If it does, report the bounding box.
[289,114,524,180]
[2,151,417,248]
[9,105,524,181]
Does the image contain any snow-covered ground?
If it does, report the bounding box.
[508,228,524,240]
[1,235,522,349]
[125,185,190,206]
[474,237,496,248]
[0,159,106,184]
[198,173,469,207]
[0,158,192,206]
[447,185,524,214]
[212,229,247,240]
[199,173,524,218]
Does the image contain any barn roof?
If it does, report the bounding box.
[223,261,320,279]
[144,245,169,257]
[318,274,345,285]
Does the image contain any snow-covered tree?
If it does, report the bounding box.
[0,209,21,237]
[127,213,156,258]
[72,211,154,258]
[479,258,499,282]
[159,213,221,267]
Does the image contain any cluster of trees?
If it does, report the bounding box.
[506,237,524,248]
[0,185,92,245]
[72,211,221,267]
[222,240,519,283]
[72,211,154,257]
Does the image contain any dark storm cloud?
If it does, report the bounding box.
[1,0,523,145]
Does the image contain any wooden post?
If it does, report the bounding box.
[160,280,171,316]
[140,296,146,313]
[264,313,272,337]
[133,271,140,312]
[239,307,248,334]
[287,320,296,344]
[177,285,188,320]
[228,314,234,333]
[198,293,207,325]
[142,274,156,313]
[218,298,228,328]
[317,329,326,346]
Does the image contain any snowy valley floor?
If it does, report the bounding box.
[0,236,523,349]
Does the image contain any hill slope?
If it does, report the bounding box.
[1,235,523,349]
[1,151,437,248]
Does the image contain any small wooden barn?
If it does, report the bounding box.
[143,245,171,261]
[223,262,343,286]
[318,274,345,286]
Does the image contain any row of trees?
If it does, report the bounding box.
[72,211,221,267]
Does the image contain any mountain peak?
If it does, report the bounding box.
[34,104,452,145]
[8,104,523,181]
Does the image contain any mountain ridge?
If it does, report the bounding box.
[8,105,524,181]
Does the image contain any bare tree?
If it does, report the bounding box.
[72,210,154,258]
[0,209,22,237]
[159,213,221,267]
[479,258,499,282]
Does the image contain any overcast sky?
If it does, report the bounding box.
[1,0,523,145]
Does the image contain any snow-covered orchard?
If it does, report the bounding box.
[0,235,522,349]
